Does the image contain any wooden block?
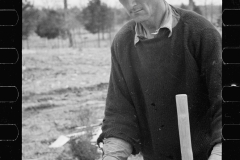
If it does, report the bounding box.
[176,94,193,160]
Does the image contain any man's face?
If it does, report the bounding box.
[119,0,160,23]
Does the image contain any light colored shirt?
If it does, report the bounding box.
[134,0,180,45]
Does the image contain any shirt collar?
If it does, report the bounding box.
[134,1,180,45]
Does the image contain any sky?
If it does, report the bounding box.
[28,0,222,9]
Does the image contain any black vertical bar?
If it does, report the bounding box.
[0,0,21,159]
[222,0,240,160]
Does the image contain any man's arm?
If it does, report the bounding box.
[197,28,222,159]
[97,42,141,156]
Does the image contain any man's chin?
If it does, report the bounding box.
[130,13,149,22]
[132,17,147,23]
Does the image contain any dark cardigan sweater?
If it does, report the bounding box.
[97,7,222,160]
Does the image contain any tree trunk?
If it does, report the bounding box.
[67,30,73,47]
[73,29,77,48]
[79,28,82,39]
[58,37,60,48]
[98,28,100,48]
[102,27,105,40]
[45,38,48,48]
[26,39,29,49]
[22,40,24,49]
[211,0,213,23]
[63,0,73,48]
[109,27,112,45]
[205,0,208,19]
[189,0,194,10]
[78,28,81,48]
[64,0,67,9]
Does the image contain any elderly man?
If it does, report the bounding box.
[97,0,222,160]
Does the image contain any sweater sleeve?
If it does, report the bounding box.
[198,28,222,148]
[97,42,141,155]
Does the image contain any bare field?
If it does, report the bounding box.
[22,46,143,160]
[22,48,111,160]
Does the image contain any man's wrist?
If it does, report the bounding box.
[211,143,222,156]
[102,137,132,159]
[102,155,121,160]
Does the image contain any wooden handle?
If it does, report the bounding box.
[176,94,193,160]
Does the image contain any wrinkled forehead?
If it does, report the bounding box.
[119,0,162,6]
[119,0,162,3]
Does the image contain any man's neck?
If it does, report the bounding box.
[141,0,167,34]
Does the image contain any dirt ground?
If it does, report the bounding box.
[22,47,143,160]
[22,47,109,160]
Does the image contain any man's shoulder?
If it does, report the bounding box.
[110,20,135,62]
[175,7,216,30]
[113,20,135,43]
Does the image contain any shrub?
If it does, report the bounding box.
[56,106,101,160]
[69,135,100,160]
[35,10,66,39]
[22,0,39,40]
[56,134,101,160]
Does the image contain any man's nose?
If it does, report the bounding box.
[128,0,137,8]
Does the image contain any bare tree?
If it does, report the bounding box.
[189,0,194,10]
[22,0,39,48]
[82,0,114,48]
[204,0,208,19]
[42,0,51,9]
[210,0,213,23]
[63,0,73,47]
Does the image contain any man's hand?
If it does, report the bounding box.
[102,138,132,160]
[208,143,222,160]
[103,156,120,160]
[208,154,221,160]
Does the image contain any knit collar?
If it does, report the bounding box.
[134,1,180,45]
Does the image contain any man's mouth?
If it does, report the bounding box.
[134,9,142,13]
[132,9,143,13]
[130,6,143,14]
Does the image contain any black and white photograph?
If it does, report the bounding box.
[22,0,222,160]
